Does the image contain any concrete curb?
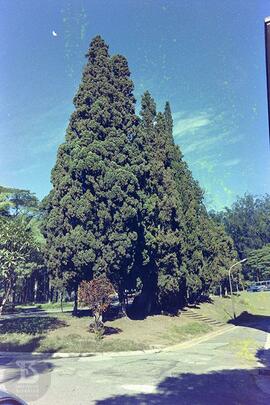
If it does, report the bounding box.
[0,324,236,360]
[162,324,235,352]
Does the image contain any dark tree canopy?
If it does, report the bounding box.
[43,36,141,304]
[43,36,238,315]
[245,244,270,281]
[211,194,270,258]
[211,194,270,284]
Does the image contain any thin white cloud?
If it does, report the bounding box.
[172,109,243,156]
[182,132,227,154]
[223,158,241,167]
[173,111,211,139]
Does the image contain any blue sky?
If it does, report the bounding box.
[0,0,269,210]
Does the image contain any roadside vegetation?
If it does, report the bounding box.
[0,311,213,353]
[0,291,268,353]
[188,291,270,323]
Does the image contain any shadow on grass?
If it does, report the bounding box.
[228,311,270,333]
[0,336,45,353]
[104,309,126,322]
[96,348,270,405]
[74,307,123,319]
[2,304,47,315]
[103,326,122,336]
[127,305,147,320]
[0,315,67,335]
[76,308,92,318]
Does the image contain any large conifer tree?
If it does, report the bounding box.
[136,93,236,310]
[162,101,236,303]
[43,36,236,315]
[43,36,140,311]
[133,92,186,315]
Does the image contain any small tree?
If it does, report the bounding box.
[0,217,37,314]
[78,276,114,337]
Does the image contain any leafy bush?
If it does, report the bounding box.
[78,276,115,339]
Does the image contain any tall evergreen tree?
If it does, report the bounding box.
[137,97,236,308]
[133,93,186,315]
[163,102,236,303]
[43,36,140,312]
[43,37,237,316]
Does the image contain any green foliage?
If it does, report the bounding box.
[9,190,39,218]
[78,275,114,338]
[0,218,34,277]
[211,194,270,258]
[135,94,186,313]
[0,217,41,312]
[211,193,270,284]
[245,244,270,281]
[0,187,39,219]
[43,36,238,315]
[136,92,236,310]
[0,186,18,216]
[0,186,46,308]
[43,36,141,299]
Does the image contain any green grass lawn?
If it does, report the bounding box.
[36,301,74,311]
[0,311,214,353]
[1,291,268,354]
[14,301,74,312]
[192,291,270,323]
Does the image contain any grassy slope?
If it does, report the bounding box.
[14,302,74,312]
[0,312,213,353]
[193,291,270,365]
[192,291,270,323]
[1,292,268,353]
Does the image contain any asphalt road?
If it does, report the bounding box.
[0,319,269,405]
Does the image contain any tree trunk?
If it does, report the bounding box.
[48,278,53,303]
[60,291,63,313]
[118,290,127,317]
[134,281,156,317]
[12,287,16,304]
[34,279,38,303]
[240,279,245,291]
[72,288,78,316]
[0,283,12,315]
[178,278,187,309]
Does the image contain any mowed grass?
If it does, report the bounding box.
[14,301,74,312]
[0,311,213,353]
[1,291,268,353]
[36,301,74,311]
[191,291,270,323]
